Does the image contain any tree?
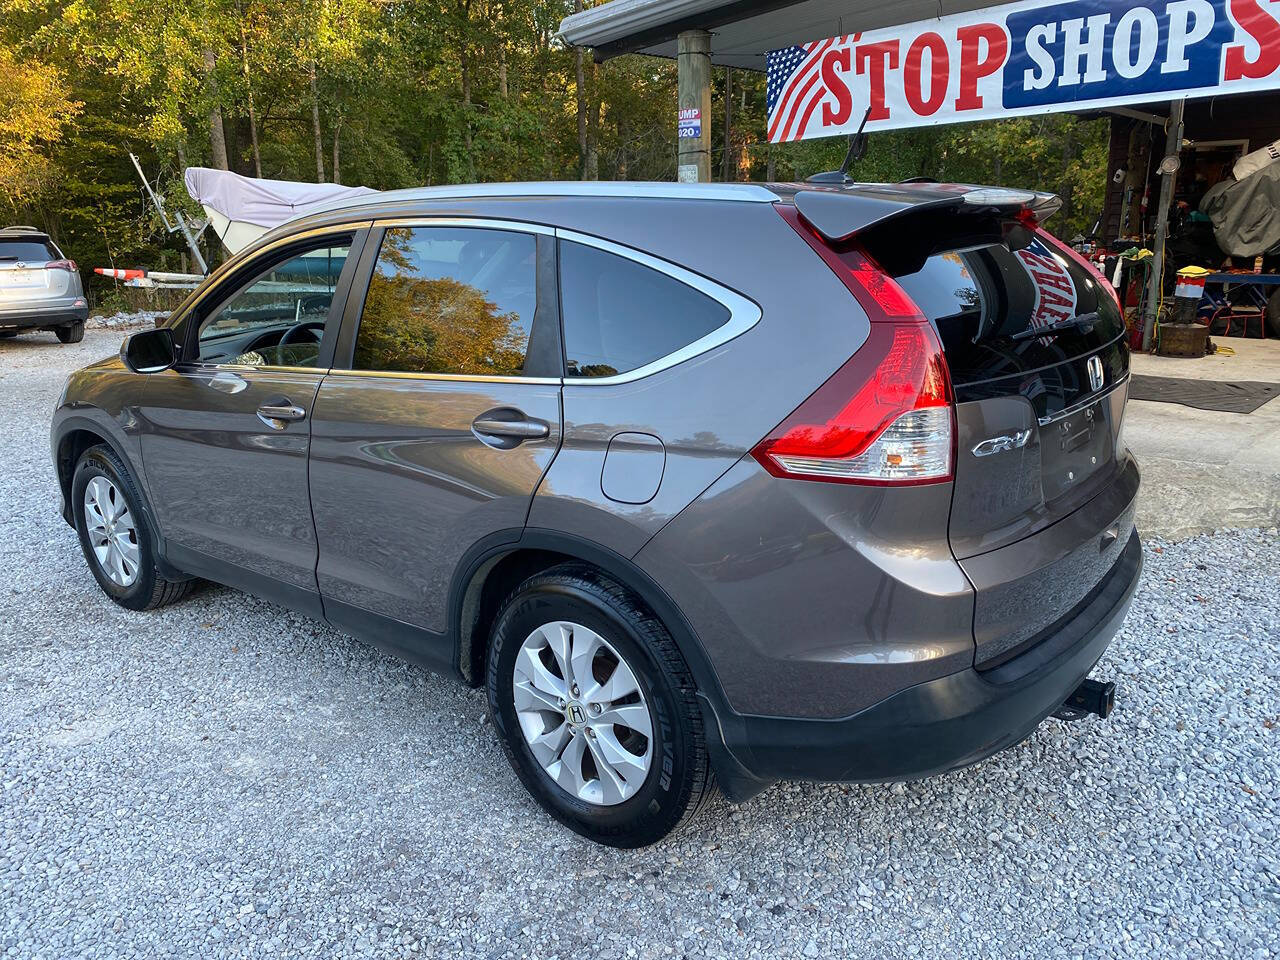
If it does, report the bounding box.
[0,45,80,208]
[1,0,1110,302]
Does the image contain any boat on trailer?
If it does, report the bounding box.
[184,167,378,255]
[96,167,378,288]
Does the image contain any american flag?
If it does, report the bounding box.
[766,38,842,143]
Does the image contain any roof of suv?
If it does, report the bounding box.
[267,180,1058,272]
[291,181,782,224]
[0,226,52,240]
[291,179,1056,225]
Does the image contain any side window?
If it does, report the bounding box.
[560,241,730,379]
[197,241,351,367]
[353,226,536,376]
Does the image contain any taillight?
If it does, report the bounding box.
[756,206,955,486]
[45,259,77,272]
[776,205,924,320]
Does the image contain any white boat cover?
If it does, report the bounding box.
[184,167,377,253]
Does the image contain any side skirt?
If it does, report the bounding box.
[323,598,456,676]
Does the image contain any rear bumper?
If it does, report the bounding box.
[705,529,1142,799]
[0,301,88,329]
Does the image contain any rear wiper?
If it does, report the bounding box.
[1008,312,1099,342]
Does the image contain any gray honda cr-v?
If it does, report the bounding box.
[51,181,1141,847]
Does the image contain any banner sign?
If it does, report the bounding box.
[766,0,1280,142]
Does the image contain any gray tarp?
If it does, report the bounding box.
[184,167,377,228]
[1200,162,1280,258]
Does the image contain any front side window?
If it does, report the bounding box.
[559,241,730,379]
[353,226,536,376]
[197,241,351,367]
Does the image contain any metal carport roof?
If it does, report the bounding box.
[559,0,1004,70]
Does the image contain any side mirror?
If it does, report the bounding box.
[121,327,177,373]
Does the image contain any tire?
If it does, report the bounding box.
[0,330,17,339]
[486,564,715,847]
[71,444,193,610]
[55,322,85,344]
[1267,289,1280,339]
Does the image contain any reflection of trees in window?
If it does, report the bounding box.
[567,361,619,377]
[356,270,528,376]
[376,229,416,273]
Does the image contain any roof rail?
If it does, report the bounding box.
[294,180,781,222]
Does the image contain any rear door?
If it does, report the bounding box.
[308,219,563,663]
[895,232,1137,667]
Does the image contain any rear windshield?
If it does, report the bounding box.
[895,237,1125,386]
[0,240,57,262]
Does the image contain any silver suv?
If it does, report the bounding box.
[51,182,1141,847]
[0,226,88,343]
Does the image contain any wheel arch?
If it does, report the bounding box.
[53,414,182,580]
[449,527,767,802]
[449,529,724,704]
[54,419,130,523]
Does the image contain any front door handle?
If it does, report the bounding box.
[472,417,550,440]
[257,401,307,429]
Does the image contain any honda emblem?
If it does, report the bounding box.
[1087,355,1104,392]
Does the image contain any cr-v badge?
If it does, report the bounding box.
[972,429,1032,457]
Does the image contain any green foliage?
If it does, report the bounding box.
[1,0,1110,289]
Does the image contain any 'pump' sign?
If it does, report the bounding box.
[765,0,1280,142]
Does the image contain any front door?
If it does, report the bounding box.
[138,232,363,614]
[308,221,563,659]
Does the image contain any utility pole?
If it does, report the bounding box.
[677,30,712,183]
[722,65,733,181]
[1142,98,1185,351]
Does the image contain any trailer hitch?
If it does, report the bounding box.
[1052,678,1116,722]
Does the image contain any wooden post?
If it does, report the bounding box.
[722,66,733,181]
[677,30,712,183]
[1142,98,1185,351]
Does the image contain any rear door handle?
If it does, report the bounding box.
[257,401,307,429]
[472,417,550,440]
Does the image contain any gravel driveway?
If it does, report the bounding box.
[3,328,1278,959]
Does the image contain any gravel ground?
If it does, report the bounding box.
[2,329,1279,959]
[87,310,168,330]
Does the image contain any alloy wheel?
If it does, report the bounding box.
[83,476,140,587]
[512,620,653,806]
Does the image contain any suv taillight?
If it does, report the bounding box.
[45,259,77,272]
[752,207,955,486]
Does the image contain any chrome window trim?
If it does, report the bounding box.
[554,227,762,386]
[178,222,372,324]
[1037,372,1130,426]
[322,369,561,386]
[176,361,328,377]
[371,216,554,235]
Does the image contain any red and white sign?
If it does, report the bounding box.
[766,0,1280,142]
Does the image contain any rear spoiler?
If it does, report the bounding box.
[791,185,1062,276]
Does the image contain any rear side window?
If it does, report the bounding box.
[354,226,536,376]
[0,240,57,261]
[559,241,730,378]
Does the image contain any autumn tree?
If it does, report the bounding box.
[0,46,80,209]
